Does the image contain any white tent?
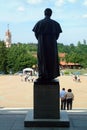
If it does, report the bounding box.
[23,68,34,75]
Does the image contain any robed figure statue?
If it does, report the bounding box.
[32,8,62,81]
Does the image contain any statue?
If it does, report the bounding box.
[32,8,62,81]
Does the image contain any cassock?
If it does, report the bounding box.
[32,17,62,80]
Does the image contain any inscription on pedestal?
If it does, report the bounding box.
[34,79,60,119]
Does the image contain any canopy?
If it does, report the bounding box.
[23,68,34,74]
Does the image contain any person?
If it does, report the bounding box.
[77,75,81,82]
[32,8,62,81]
[73,75,77,81]
[60,88,67,110]
[66,89,74,110]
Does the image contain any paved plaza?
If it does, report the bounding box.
[0,75,87,108]
[0,75,87,129]
[0,108,87,130]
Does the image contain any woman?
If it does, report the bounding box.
[66,89,74,110]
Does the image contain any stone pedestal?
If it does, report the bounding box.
[24,110,70,127]
[34,79,60,119]
[24,79,70,127]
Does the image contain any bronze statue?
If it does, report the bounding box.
[32,8,62,81]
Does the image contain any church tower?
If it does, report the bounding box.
[5,24,11,48]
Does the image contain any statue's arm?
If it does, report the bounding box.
[33,23,39,40]
[56,23,62,40]
[35,32,38,40]
[56,33,60,40]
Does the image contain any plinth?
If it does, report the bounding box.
[34,79,60,119]
[24,79,70,127]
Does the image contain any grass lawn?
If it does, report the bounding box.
[61,68,87,75]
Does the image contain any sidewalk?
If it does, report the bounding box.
[0,108,87,130]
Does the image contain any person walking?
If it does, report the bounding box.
[66,89,74,110]
[60,88,67,110]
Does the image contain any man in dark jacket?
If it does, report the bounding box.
[32,8,62,81]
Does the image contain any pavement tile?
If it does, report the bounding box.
[54,128,77,130]
[69,115,87,127]
[0,109,87,130]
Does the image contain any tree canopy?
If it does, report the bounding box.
[0,40,87,74]
[58,41,87,68]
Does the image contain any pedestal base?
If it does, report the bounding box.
[34,79,60,119]
[24,110,70,127]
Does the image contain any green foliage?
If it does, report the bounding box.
[64,71,70,75]
[0,41,37,73]
[58,40,87,68]
[7,43,37,73]
[0,40,87,74]
[63,68,87,75]
[0,41,8,73]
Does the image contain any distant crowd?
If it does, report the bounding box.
[20,71,38,82]
[73,75,81,82]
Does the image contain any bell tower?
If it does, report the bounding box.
[5,24,11,48]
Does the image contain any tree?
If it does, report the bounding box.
[7,43,37,73]
[0,41,8,73]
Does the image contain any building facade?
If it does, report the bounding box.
[5,25,11,48]
[59,53,81,69]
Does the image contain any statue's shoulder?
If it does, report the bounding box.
[37,18,44,24]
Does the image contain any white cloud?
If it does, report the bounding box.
[17,6,25,11]
[55,0,77,7]
[83,0,87,6]
[68,0,77,3]
[82,14,87,18]
[27,0,43,5]
[55,0,65,7]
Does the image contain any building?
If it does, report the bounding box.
[59,53,81,69]
[5,24,12,48]
[32,52,81,69]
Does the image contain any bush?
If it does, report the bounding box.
[64,71,70,75]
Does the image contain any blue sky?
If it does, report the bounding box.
[0,0,87,45]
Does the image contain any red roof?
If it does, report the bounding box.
[60,61,80,66]
[59,53,66,58]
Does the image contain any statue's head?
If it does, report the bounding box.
[44,8,52,17]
